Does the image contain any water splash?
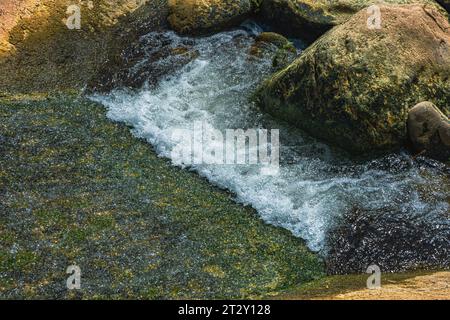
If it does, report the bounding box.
[91,27,449,272]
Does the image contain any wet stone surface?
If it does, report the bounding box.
[0,95,324,299]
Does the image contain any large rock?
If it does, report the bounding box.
[168,0,256,35]
[258,0,446,42]
[254,5,450,155]
[408,102,450,161]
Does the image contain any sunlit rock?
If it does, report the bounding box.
[168,0,258,35]
[255,4,450,155]
[258,0,447,42]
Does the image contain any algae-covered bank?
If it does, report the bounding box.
[0,0,449,301]
[0,1,324,300]
[0,94,323,299]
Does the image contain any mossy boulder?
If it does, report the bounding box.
[258,0,446,42]
[255,32,293,47]
[249,32,297,70]
[254,4,450,155]
[168,0,257,35]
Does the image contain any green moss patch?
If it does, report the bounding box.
[0,94,324,299]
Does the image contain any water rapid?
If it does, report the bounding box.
[91,24,449,273]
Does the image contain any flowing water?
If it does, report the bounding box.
[92,24,450,274]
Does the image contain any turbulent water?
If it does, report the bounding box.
[92,24,450,273]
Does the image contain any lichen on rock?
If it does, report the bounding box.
[257,0,447,42]
[248,32,298,71]
[168,0,258,35]
[254,4,450,155]
[0,0,169,93]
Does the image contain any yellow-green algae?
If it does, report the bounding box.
[0,94,324,299]
[168,0,257,35]
[0,0,168,93]
[255,4,450,155]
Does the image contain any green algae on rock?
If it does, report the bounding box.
[254,4,450,155]
[0,0,325,299]
[0,0,169,94]
[258,0,447,42]
[168,0,258,35]
[249,32,298,71]
[0,94,324,299]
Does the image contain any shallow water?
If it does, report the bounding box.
[92,25,449,273]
